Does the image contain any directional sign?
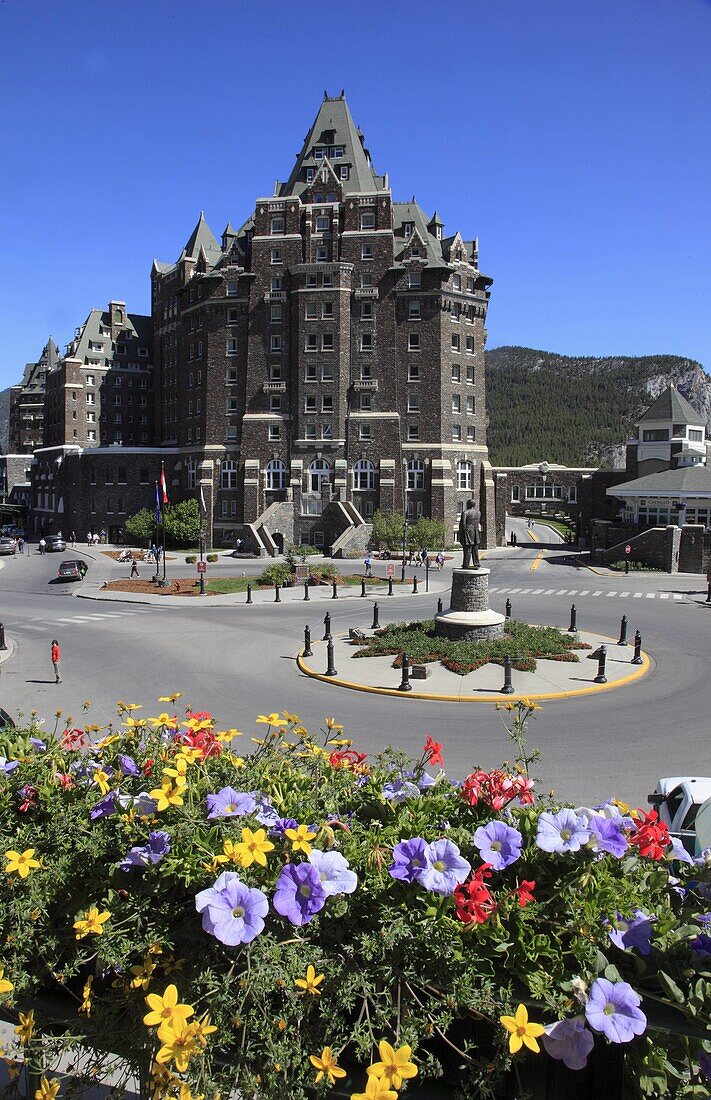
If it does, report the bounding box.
[386,563,395,578]
[295,564,308,581]
[197,561,207,574]
[625,545,631,555]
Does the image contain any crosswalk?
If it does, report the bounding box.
[4,608,170,633]
[489,586,685,602]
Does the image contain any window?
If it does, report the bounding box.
[86,392,95,405]
[360,333,373,351]
[402,221,414,236]
[226,280,238,296]
[269,395,282,412]
[642,429,669,442]
[265,459,287,490]
[221,460,238,489]
[568,485,577,503]
[270,335,282,353]
[466,365,475,384]
[305,395,317,413]
[321,364,334,381]
[407,424,420,442]
[361,274,373,288]
[360,212,375,230]
[321,423,332,439]
[227,397,238,413]
[451,364,461,382]
[87,411,95,423]
[321,273,333,288]
[339,165,349,181]
[270,248,282,264]
[270,276,283,291]
[308,458,330,493]
[113,395,121,406]
[269,364,282,381]
[316,245,329,262]
[315,215,330,232]
[304,424,317,440]
[456,461,473,490]
[408,301,421,321]
[268,424,280,441]
[305,302,318,320]
[466,396,475,414]
[140,467,150,485]
[361,243,374,259]
[408,333,420,352]
[360,301,373,320]
[270,216,284,235]
[408,363,420,381]
[113,375,122,387]
[467,425,476,443]
[452,274,461,290]
[466,336,475,353]
[407,459,424,490]
[452,395,461,413]
[359,393,372,411]
[321,334,334,352]
[451,334,461,352]
[467,277,475,292]
[306,167,315,183]
[321,395,333,412]
[408,271,421,289]
[353,459,375,490]
[86,374,95,386]
[408,394,420,413]
[305,334,318,352]
[197,341,203,358]
[511,485,520,503]
[114,412,122,424]
[322,301,334,318]
[689,429,704,441]
[452,425,462,442]
[87,429,96,442]
[451,304,461,323]
[227,337,238,355]
[306,273,318,288]
[228,308,239,325]
[359,424,372,441]
[227,425,238,441]
[305,364,317,381]
[270,304,282,322]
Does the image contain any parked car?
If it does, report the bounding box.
[65,558,88,577]
[0,537,16,556]
[46,535,67,552]
[648,776,711,855]
[57,560,85,582]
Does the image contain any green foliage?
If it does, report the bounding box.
[371,509,407,552]
[206,554,218,563]
[163,498,200,547]
[486,346,708,467]
[285,544,321,570]
[257,563,290,586]
[124,507,155,543]
[185,555,197,564]
[609,560,663,572]
[353,618,590,674]
[408,516,446,550]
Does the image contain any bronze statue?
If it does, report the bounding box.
[458,499,481,569]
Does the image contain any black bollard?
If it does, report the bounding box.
[501,655,514,694]
[568,603,577,633]
[617,615,628,645]
[706,582,711,604]
[594,644,608,684]
[274,583,281,603]
[412,575,418,594]
[331,580,338,599]
[632,630,643,665]
[505,598,512,620]
[325,638,337,677]
[387,577,394,596]
[0,623,6,651]
[625,559,629,576]
[371,602,380,630]
[323,612,332,641]
[398,652,413,692]
[303,625,313,658]
[360,578,366,597]
[437,597,443,614]
[246,584,253,605]
[303,581,310,601]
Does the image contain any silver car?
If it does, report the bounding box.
[0,537,16,556]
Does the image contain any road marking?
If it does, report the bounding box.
[528,530,539,543]
[508,587,522,593]
[606,592,617,597]
[530,549,544,571]
[555,589,567,595]
[619,591,630,598]
[543,589,555,594]
[659,593,669,599]
[567,590,578,596]
[633,592,643,598]
[673,594,683,601]
[531,588,544,594]
[578,590,589,596]
[592,590,603,596]
[21,624,46,631]
[645,593,655,599]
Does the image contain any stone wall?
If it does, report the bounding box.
[594,524,681,573]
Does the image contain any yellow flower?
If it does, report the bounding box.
[130,956,157,990]
[163,757,190,780]
[613,798,631,815]
[232,827,275,868]
[192,1014,217,1046]
[158,693,183,703]
[325,717,344,731]
[226,753,245,769]
[219,839,243,865]
[285,824,317,855]
[0,966,13,997]
[155,1020,200,1073]
[124,717,147,730]
[295,964,325,996]
[34,1076,60,1100]
[367,1041,418,1088]
[125,703,142,711]
[519,697,543,711]
[178,1085,205,1100]
[74,907,111,939]
[282,710,300,723]
[80,975,93,1016]
[185,716,213,733]
[309,1047,346,1085]
[92,768,112,795]
[256,712,281,726]
[15,1009,35,1044]
[215,728,242,742]
[95,733,122,749]
[176,746,203,764]
[500,1004,545,1054]
[149,1060,181,1098]
[149,712,179,729]
[149,780,186,811]
[351,1075,399,1100]
[144,984,194,1030]
[5,849,41,878]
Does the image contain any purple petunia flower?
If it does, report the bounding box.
[388,838,431,884]
[590,800,635,829]
[585,979,647,1043]
[29,737,47,752]
[417,839,471,896]
[118,791,159,816]
[273,863,326,926]
[700,1050,711,1082]
[308,850,358,896]
[696,912,711,926]
[119,830,171,871]
[417,772,438,790]
[607,910,656,956]
[587,815,628,858]
[271,817,299,837]
[542,1017,595,1070]
[206,787,257,820]
[90,791,119,821]
[383,778,420,803]
[536,809,591,854]
[667,836,694,866]
[473,820,522,871]
[253,793,280,827]
[195,871,268,945]
[119,754,141,777]
[691,933,711,960]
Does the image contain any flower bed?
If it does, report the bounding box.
[0,703,709,1099]
[351,619,591,675]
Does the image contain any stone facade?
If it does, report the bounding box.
[9,338,57,453]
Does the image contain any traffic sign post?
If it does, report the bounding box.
[197,561,207,574]
[386,563,395,579]
[197,558,206,595]
[625,544,631,575]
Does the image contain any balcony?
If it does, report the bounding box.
[353,379,378,391]
[354,287,378,299]
[262,381,287,393]
[264,291,286,303]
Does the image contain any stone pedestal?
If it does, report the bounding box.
[434,568,506,642]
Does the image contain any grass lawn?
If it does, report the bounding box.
[352,618,590,675]
[205,577,252,594]
[531,518,574,539]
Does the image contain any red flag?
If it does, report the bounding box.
[159,464,168,504]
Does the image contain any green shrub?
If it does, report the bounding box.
[206,554,218,563]
[185,555,197,564]
[257,563,290,587]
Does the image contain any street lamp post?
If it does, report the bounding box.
[199,528,206,596]
[401,458,408,583]
[401,517,407,583]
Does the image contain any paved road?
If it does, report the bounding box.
[0,536,709,808]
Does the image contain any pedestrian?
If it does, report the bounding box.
[364,553,373,578]
[70,531,76,547]
[39,536,46,556]
[87,531,93,546]
[18,537,24,554]
[436,550,444,571]
[51,638,62,683]
[419,547,428,568]
[130,560,140,578]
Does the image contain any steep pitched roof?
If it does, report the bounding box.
[279,93,385,197]
[392,202,448,268]
[180,212,222,266]
[639,385,702,425]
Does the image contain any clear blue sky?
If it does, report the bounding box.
[1,0,710,388]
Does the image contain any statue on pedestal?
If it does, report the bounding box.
[458,499,481,569]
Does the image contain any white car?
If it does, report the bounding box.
[648,776,711,855]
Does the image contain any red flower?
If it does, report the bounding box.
[142,758,154,776]
[61,728,86,751]
[512,776,535,806]
[461,768,533,811]
[57,773,75,790]
[423,736,444,768]
[329,749,368,771]
[454,876,497,925]
[179,728,221,759]
[513,880,536,908]
[17,785,38,813]
[629,808,670,860]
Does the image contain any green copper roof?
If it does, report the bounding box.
[639,385,702,425]
[279,93,385,197]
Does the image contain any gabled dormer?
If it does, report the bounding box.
[428,211,444,239]
[633,384,707,475]
[307,159,343,203]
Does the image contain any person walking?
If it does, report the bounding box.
[70,531,76,547]
[17,537,24,554]
[130,559,140,578]
[51,639,62,683]
[364,553,373,578]
[39,536,46,555]
[436,550,444,571]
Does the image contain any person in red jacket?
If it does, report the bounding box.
[51,639,62,684]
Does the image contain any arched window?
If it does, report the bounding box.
[265,459,287,490]
[406,460,425,491]
[456,461,472,491]
[221,460,238,490]
[353,459,375,491]
[308,458,330,493]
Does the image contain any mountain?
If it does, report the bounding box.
[0,388,10,454]
[484,346,711,468]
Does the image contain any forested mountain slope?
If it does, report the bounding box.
[485,346,711,467]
